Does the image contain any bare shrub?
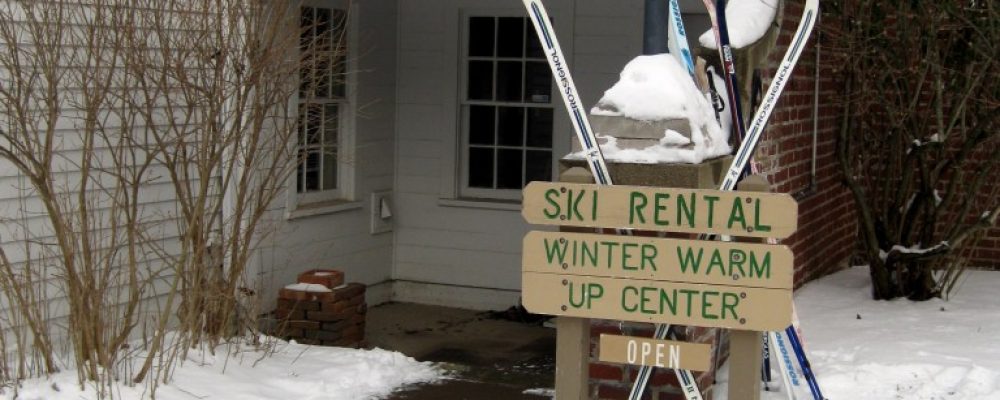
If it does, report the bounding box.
[0,0,342,394]
[826,1,998,300]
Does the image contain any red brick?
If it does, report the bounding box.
[342,330,364,342]
[305,329,342,341]
[306,310,350,322]
[653,390,688,400]
[276,298,321,311]
[341,325,362,339]
[322,319,351,332]
[275,327,303,337]
[597,383,650,400]
[332,283,365,301]
[589,363,623,381]
[286,320,321,330]
[274,308,305,320]
[279,288,334,302]
[332,338,362,348]
[297,269,345,289]
[321,300,352,313]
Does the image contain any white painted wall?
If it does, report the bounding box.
[392,0,646,309]
[254,0,399,310]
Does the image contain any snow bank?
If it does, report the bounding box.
[713,267,1000,400]
[578,54,730,164]
[4,339,446,400]
[699,0,779,50]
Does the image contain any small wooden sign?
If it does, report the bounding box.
[522,231,793,289]
[521,182,798,238]
[521,273,791,331]
[598,334,713,372]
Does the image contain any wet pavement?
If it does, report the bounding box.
[365,302,556,399]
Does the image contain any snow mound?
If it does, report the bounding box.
[581,54,730,164]
[714,267,1000,400]
[699,0,778,50]
[5,339,446,400]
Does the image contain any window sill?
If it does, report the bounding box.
[287,199,363,220]
[438,198,521,211]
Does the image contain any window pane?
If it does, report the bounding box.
[496,61,522,102]
[526,108,553,147]
[497,17,524,58]
[526,150,552,184]
[296,148,307,193]
[304,151,321,192]
[496,149,523,189]
[332,10,347,98]
[525,19,544,59]
[304,104,321,146]
[469,105,495,145]
[469,147,494,188]
[497,107,524,146]
[299,7,315,97]
[524,62,551,103]
[468,17,494,57]
[468,61,493,100]
[323,104,339,145]
[322,152,337,190]
[316,8,331,36]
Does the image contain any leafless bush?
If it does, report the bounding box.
[0,0,342,395]
[826,1,998,300]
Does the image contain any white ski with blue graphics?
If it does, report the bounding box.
[667,0,696,80]
[521,1,704,400]
[630,1,821,399]
[521,0,611,186]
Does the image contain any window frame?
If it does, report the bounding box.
[457,11,560,201]
[288,0,356,212]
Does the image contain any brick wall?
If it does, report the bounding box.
[271,270,368,348]
[753,0,857,285]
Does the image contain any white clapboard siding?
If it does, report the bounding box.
[391,0,645,304]
[251,0,398,310]
[0,0,223,337]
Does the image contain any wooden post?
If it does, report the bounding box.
[727,174,772,400]
[553,167,595,400]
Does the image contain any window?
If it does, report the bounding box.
[460,16,554,200]
[297,4,350,203]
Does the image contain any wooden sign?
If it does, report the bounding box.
[521,182,798,238]
[521,273,791,331]
[522,231,793,289]
[598,334,713,372]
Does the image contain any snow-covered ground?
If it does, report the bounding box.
[2,340,445,400]
[715,266,1000,399]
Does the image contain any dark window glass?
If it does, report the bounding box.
[525,20,544,59]
[303,104,321,146]
[497,17,524,58]
[303,151,321,191]
[526,108,553,147]
[469,17,494,57]
[496,149,523,189]
[525,150,552,183]
[462,16,553,194]
[524,62,551,103]
[323,104,339,146]
[496,61,522,102]
[497,107,524,146]
[468,61,493,100]
[469,106,495,145]
[469,147,494,188]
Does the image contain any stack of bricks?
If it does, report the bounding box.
[272,269,367,348]
[589,321,718,400]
